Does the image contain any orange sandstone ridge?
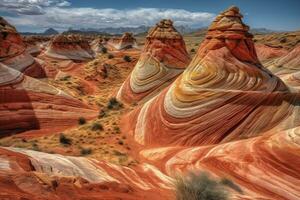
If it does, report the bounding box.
[0,17,45,78]
[45,34,95,61]
[116,19,190,104]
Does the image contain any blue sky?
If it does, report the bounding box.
[0,0,299,32]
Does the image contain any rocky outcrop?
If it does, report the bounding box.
[0,17,45,78]
[122,6,297,147]
[108,32,137,50]
[45,34,95,61]
[116,20,190,104]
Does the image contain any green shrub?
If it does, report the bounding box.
[107,97,123,110]
[91,122,103,131]
[81,148,92,155]
[175,172,228,200]
[78,117,86,125]
[59,133,72,145]
[101,47,108,54]
[123,55,131,62]
[190,48,195,53]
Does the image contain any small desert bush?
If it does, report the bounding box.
[101,47,108,54]
[98,110,106,118]
[175,172,228,200]
[59,133,72,145]
[108,54,114,59]
[91,122,103,131]
[81,148,92,155]
[123,55,131,62]
[190,48,196,53]
[78,117,86,125]
[107,97,123,110]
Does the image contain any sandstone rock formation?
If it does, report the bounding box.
[23,36,42,56]
[90,36,105,54]
[45,34,95,61]
[107,32,138,50]
[0,64,97,134]
[0,17,45,78]
[255,43,288,62]
[265,45,300,89]
[116,20,190,104]
[122,6,298,147]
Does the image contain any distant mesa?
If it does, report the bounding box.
[122,6,298,147]
[43,28,59,35]
[107,32,138,50]
[44,34,95,61]
[0,16,45,78]
[116,19,190,104]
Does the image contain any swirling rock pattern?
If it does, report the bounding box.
[255,43,288,63]
[116,20,190,104]
[122,6,299,147]
[45,34,95,61]
[0,17,45,78]
[266,45,300,89]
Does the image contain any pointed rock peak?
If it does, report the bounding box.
[200,6,259,64]
[0,16,17,33]
[147,19,182,40]
[207,6,251,38]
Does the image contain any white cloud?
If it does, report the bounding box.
[4,7,215,30]
[0,0,71,15]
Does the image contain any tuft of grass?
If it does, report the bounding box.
[81,148,92,155]
[101,47,108,54]
[78,117,86,125]
[175,172,228,200]
[59,133,72,145]
[123,55,131,62]
[107,97,123,110]
[91,122,103,131]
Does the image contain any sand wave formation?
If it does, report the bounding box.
[45,34,95,61]
[255,43,288,63]
[265,45,300,89]
[0,17,45,78]
[116,19,190,104]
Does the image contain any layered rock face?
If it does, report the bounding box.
[116,20,190,104]
[45,34,95,61]
[266,45,300,89]
[90,36,105,54]
[23,36,42,56]
[0,65,97,134]
[0,147,173,200]
[0,17,45,78]
[255,43,288,62]
[108,32,137,50]
[123,6,298,147]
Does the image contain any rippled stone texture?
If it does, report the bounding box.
[266,45,300,89]
[255,43,288,62]
[0,17,45,78]
[116,19,190,104]
[45,34,95,61]
[123,6,298,147]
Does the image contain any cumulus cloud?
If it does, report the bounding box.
[0,0,71,15]
[4,7,215,31]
